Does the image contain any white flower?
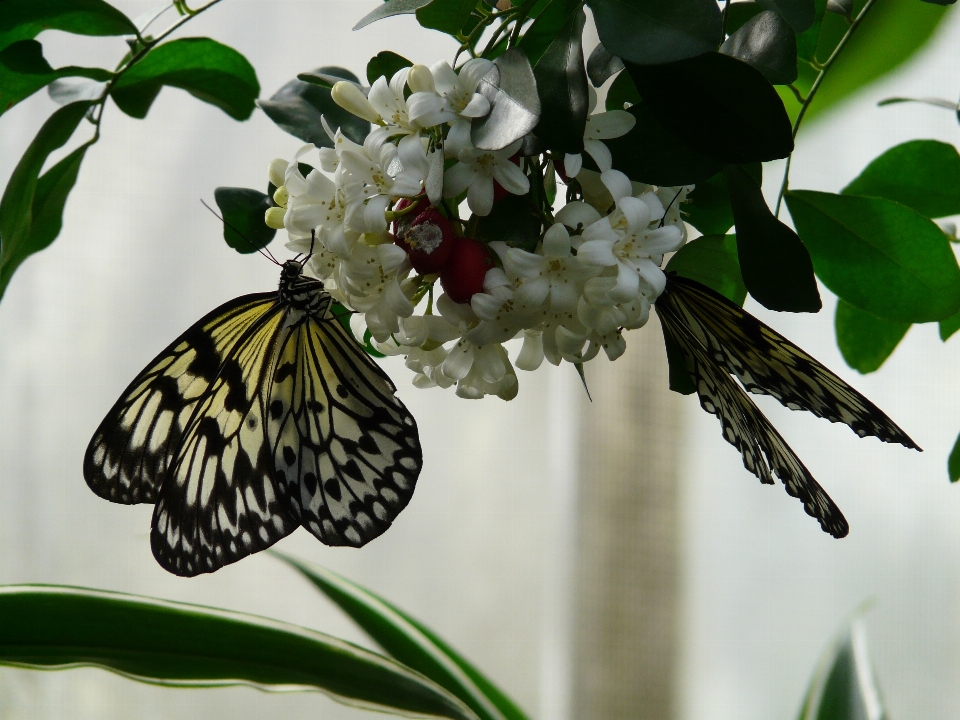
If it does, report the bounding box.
[562,86,636,179]
[441,339,518,400]
[504,223,597,313]
[442,123,529,216]
[367,68,421,137]
[408,59,494,128]
[576,194,683,302]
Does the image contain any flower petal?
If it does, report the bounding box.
[467,176,495,216]
[584,139,612,173]
[585,110,636,140]
[491,159,530,195]
[564,153,583,178]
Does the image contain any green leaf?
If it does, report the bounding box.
[585,0,722,65]
[949,431,960,482]
[660,317,696,395]
[259,66,369,147]
[518,0,583,67]
[666,234,747,305]
[416,0,478,35]
[604,66,640,110]
[354,0,432,31]
[719,10,798,85]
[585,42,623,87]
[274,554,529,720]
[940,307,960,341]
[726,165,821,312]
[726,1,764,34]
[796,618,887,720]
[841,140,960,219]
[0,0,136,52]
[684,164,761,236]
[367,51,413,84]
[532,9,588,154]
[477,193,542,251]
[783,0,952,126]
[626,52,793,164]
[0,39,111,115]
[835,299,910,374]
[602,103,726,186]
[471,49,540,151]
[213,187,276,254]
[0,100,92,300]
[111,37,259,120]
[0,585,477,720]
[785,190,960,323]
[756,0,815,32]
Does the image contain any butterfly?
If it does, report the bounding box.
[84,258,422,576]
[655,273,920,538]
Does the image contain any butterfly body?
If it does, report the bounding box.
[85,261,421,576]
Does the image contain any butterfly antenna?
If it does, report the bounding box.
[658,189,684,228]
[304,230,317,264]
[200,199,282,266]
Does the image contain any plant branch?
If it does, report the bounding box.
[775,0,878,215]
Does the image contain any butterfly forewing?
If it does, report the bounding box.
[664,275,919,449]
[84,294,278,505]
[660,311,848,538]
[268,315,421,547]
[151,303,299,576]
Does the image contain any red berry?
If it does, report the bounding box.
[392,197,429,239]
[440,237,494,304]
[396,209,455,274]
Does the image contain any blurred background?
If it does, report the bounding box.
[2,1,960,718]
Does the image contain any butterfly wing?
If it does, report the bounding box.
[658,301,849,538]
[663,274,919,450]
[84,293,279,505]
[268,313,421,547]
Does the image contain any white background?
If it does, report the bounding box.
[1,2,960,719]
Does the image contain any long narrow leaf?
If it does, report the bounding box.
[0,585,477,720]
[274,553,530,720]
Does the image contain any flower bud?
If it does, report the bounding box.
[268,158,287,188]
[407,64,436,94]
[272,185,288,208]
[331,81,381,124]
[264,207,286,230]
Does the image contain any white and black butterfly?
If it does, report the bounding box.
[656,273,920,538]
[84,259,421,576]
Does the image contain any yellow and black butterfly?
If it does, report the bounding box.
[656,273,920,538]
[84,258,421,576]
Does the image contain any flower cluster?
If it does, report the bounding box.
[265,60,691,399]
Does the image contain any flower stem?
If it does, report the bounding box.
[774,0,877,215]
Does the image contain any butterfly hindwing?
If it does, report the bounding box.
[660,313,849,538]
[664,275,918,449]
[268,314,421,547]
[84,293,279,505]
[150,303,300,576]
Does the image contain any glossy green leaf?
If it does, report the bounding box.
[477,193,542,251]
[518,0,583,67]
[835,299,910,374]
[367,51,413,84]
[0,101,92,300]
[354,0,432,31]
[533,9,588,154]
[471,49,540,151]
[785,190,960,322]
[796,619,887,720]
[111,37,259,120]
[0,0,136,52]
[948,431,960,482]
[666,234,747,305]
[604,67,639,110]
[940,307,960,341]
[795,0,827,62]
[726,1,764,34]
[213,187,276,254]
[842,140,960,219]
[259,66,369,147]
[756,0,815,31]
[720,10,798,85]
[783,0,951,125]
[586,43,624,87]
[726,165,821,312]
[0,585,476,720]
[275,554,528,720]
[0,39,111,115]
[627,52,793,164]
[586,0,722,65]
[603,103,725,186]
[660,318,696,395]
[684,164,761,236]
[416,0,478,35]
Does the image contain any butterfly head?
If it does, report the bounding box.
[278,259,328,314]
[281,259,304,281]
